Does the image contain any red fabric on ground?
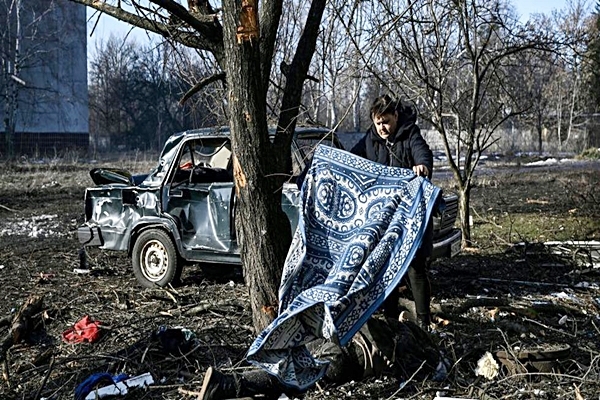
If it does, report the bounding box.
[62,315,102,343]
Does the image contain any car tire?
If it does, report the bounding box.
[132,229,180,288]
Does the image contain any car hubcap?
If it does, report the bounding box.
[141,239,168,281]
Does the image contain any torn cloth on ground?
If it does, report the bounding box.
[246,145,442,390]
[62,315,102,343]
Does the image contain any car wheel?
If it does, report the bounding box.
[132,229,180,288]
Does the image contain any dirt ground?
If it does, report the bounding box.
[0,157,599,400]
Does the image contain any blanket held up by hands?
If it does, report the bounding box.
[246,145,442,390]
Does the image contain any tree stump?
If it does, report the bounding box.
[0,294,44,362]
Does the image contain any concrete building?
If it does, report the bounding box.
[0,0,88,156]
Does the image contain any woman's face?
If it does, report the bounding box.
[372,111,398,140]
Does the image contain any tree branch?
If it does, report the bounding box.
[70,0,224,62]
[274,0,327,169]
[258,0,283,95]
[178,72,225,105]
[149,0,222,40]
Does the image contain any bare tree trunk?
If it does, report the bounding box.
[222,0,289,333]
[536,111,543,155]
[557,81,563,150]
[2,0,22,158]
[221,0,326,333]
[458,185,472,246]
[566,75,578,146]
[328,92,337,127]
[353,76,360,131]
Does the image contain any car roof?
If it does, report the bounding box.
[176,125,333,139]
[162,125,333,153]
[158,125,339,170]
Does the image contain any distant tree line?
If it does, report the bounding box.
[88,37,226,153]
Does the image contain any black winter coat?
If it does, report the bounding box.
[351,104,434,257]
[350,104,433,178]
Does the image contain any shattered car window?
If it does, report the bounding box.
[173,139,233,185]
[179,139,232,170]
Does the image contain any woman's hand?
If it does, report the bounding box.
[412,164,429,177]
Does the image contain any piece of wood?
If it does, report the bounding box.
[478,277,569,288]
[0,294,43,362]
[0,204,16,212]
[1,358,9,387]
[163,299,245,317]
[33,356,54,400]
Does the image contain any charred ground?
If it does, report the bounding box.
[0,158,599,399]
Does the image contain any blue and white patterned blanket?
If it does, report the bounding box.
[246,145,442,390]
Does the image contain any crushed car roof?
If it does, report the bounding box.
[160,125,334,161]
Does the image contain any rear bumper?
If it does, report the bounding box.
[431,228,462,259]
[78,225,103,246]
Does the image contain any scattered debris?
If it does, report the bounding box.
[496,344,571,375]
[434,397,476,400]
[474,351,499,380]
[551,240,600,268]
[75,372,129,400]
[525,198,549,205]
[512,240,600,268]
[2,161,600,399]
[72,268,91,275]
[478,277,569,288]
[0,214,65,238]
[153,326,196,354]
[82,372,153,400]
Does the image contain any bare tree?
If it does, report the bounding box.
[509,16,559,155]
[359,0,555,244]
[552,0,592,150]
[73,0,327,332]
[586,0,600,113]
[89,36,214,152]
[521,50,557,155]
[0,0,58,156]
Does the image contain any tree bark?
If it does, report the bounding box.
[458,185,472,246]
[536,110,543,155]
[222,0,326,333]
[221,0,291,333]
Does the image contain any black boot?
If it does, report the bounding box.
[240,369,285,399]
[198,367,238,400]
[417,313,431,333]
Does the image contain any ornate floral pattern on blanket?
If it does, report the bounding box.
[246,145,442,390]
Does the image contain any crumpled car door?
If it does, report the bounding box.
[166,182,234,252]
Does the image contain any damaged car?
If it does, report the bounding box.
[78,127,462,288]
